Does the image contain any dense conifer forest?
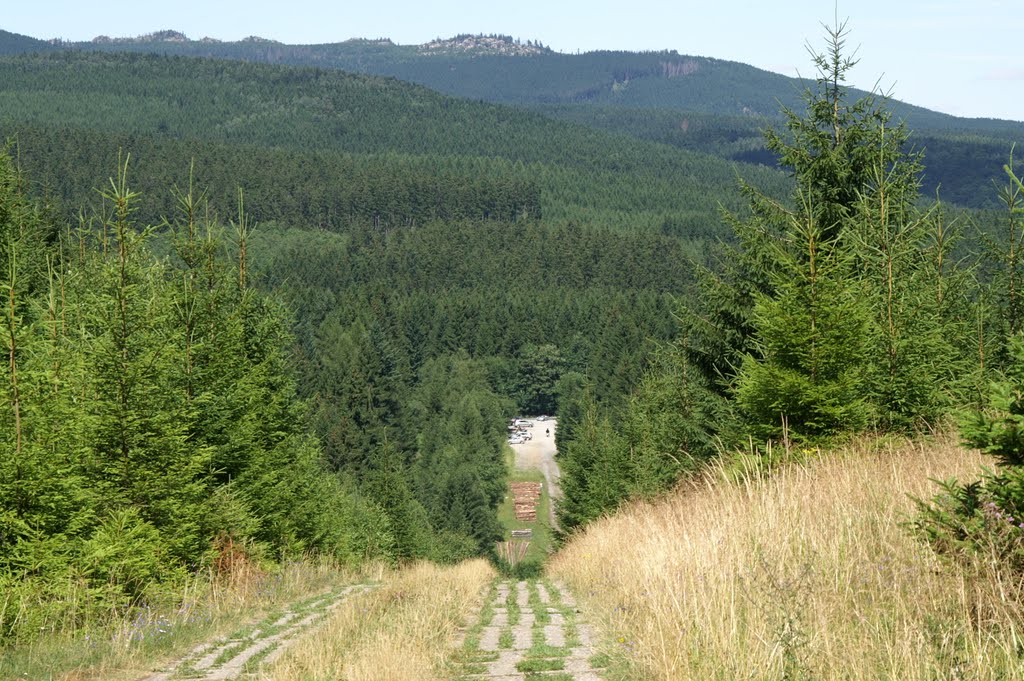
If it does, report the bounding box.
[15,28,1024,209]
[1,24,1024,662]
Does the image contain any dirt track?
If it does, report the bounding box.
[510,418,561,531]
[138,584,373,681]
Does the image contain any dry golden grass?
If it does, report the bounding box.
[549,435,1024,680]
[262,559,495,681]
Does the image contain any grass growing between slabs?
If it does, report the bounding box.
[263,559,495,681]
[549,435,1024,680]
[449,578,607,681]
[495,445,554,570]
[0,557,376,681]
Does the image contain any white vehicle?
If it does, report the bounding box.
[508,435,524,445]
[537,415,548,421]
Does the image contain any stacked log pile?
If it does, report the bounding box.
[511,481,542,522]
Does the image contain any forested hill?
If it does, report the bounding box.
[23,29,1022,129]
[3,18,1024,674]
[3,28,1021,208]
[0,29,962,120]
[0,49,789,232]
[0,28,54,55]
[0,42,710,585]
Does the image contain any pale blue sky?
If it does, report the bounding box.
[5,1,1023,121]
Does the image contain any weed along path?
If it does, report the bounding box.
[138,583,374,681]
[451,578,605,681]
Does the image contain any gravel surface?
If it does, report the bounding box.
[510,418,562,531]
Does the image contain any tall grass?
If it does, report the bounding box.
[262,559,495,681]
[549,435,1024,680]
[0,555,373,681]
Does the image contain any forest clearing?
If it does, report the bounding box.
[510,419,562,532]
[109,425,599,681]
[130,416,602,681]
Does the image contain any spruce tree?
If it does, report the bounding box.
[623,342,728,494]
[982,156,1024,371]
[78,157,208,563]
[736,193,872,440]
[697,22,960,439]
[556,398,628,533]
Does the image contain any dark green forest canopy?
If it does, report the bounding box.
[0,149,527,642]
[526,105,1024,209]
[0,45,709,581]
[5,125,542,229]
[4,30,1020,209]
[0,50,792,232]
[0,48,706,433]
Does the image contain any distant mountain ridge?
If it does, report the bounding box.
[0,28,53,55]
[2,27,1018,127]
[50,29,550,57]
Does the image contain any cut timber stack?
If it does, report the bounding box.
[510,481,542,522]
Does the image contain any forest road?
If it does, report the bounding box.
[512,418,561,531]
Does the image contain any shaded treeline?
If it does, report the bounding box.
[7,124,540,229]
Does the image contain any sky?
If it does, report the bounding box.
[5,1,1023,122]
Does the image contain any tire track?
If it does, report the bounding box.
[139,583,374,681]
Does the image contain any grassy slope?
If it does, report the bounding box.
[2,557,494,681]
[549,437,1023,680]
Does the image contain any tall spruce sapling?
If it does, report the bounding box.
[730,19,966,439]
[961,334,1024,468]
[680,21,894,414]
[913,332,1024,573]
[979,150,1024,371]
[845,130,967,430]
[731,22,893,440]
[913,162,1024,571]
[736,189,872,441]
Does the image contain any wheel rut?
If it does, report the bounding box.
[453,578,604,681]
[138,583,374,680]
